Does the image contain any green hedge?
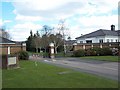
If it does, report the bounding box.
[92,47,112,56]
[18,51,29,60]
[73,47,113,57]
[73,49,85,57]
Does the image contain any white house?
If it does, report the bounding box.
[76,25,120,44]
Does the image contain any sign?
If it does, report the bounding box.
[8,57,16,65]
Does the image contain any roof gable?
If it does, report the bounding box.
[0,37,16,44]
[76,29,119,39]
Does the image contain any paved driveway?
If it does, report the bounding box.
[30,56,119,81]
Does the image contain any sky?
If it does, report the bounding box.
[0,0,119,41]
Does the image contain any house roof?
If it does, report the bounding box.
[76,29,119,39]
[0,37,16,44]
[65,40,76,45]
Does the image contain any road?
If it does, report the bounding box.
[29,56,119,81]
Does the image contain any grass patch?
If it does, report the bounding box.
[80,56,119,62]
[2,60,118,88]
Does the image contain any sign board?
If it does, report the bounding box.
[8,57,16,65]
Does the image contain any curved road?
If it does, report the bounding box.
[30,56,119,81]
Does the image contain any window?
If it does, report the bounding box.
[86,40,92,43]
[80,41,83,43]
[107,39,109,42]
[99,39,103,43]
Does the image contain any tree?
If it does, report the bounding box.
[0,27,11,39]
[41,34,49,50]
[33,31,41,53]
[41,25,52,36]
[49,33,63,54]
[39,25,53,53]
[57,19,70,56]
[26,30,35,52]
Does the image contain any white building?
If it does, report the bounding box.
[76,25,120,44]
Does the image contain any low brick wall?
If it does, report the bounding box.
[74,42,120,51]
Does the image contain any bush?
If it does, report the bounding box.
[43,52,49,58]
[18,51,29,60]
[85,48,96,56]
[88,47,112,56]
[100,47,112,56]
[73,49,85,57]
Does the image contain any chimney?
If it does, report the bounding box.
[111,25,115,31]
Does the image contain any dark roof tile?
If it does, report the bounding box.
[76,29,119,39]
[0,37,16,44]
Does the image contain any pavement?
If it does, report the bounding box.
[29,56,119,81]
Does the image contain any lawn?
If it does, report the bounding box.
[2,60,118,88]
[80,56,119,62]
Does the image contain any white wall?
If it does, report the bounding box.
[76,35,119,43]
[104,36,119,42]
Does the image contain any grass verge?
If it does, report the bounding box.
[2,60,118,88]
[80,56,119,62]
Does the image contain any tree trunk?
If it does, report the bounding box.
[55,47,58,54]
[36,48,38,53]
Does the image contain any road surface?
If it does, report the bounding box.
[30,56,119,81]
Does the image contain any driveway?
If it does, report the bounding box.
[29,56,119,81]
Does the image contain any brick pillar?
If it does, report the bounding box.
[100,44,102,48]
[49,43,55,59]
[83,45,85,49]
[91,45,93,48]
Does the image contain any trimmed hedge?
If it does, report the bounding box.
[73,49,85,57]
[73,47,113,57]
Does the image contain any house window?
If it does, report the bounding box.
[80,41,83,43]
[107,39,109,42]
[99,39,103,43]
[86,40,92,43]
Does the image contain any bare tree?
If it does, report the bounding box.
[0,28,11,39]
[49,33,63,54]
[57,19,70,56]
[33,31,41,53]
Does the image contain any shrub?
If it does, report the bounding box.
[85,48,96,56]
[18,51,29,60]
[100,47,112,56]
[73,49,85,57]
[89,47,112,56]
[43,52,49,58]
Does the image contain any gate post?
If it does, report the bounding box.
[49,43,55,59]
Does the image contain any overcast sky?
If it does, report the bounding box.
[0,0,119,41]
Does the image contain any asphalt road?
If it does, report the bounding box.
[30,56,119,81]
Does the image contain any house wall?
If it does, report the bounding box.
[74,42,120,51]
[104,36,119,42]
[76,36,119,43]
[0,44,26,55]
